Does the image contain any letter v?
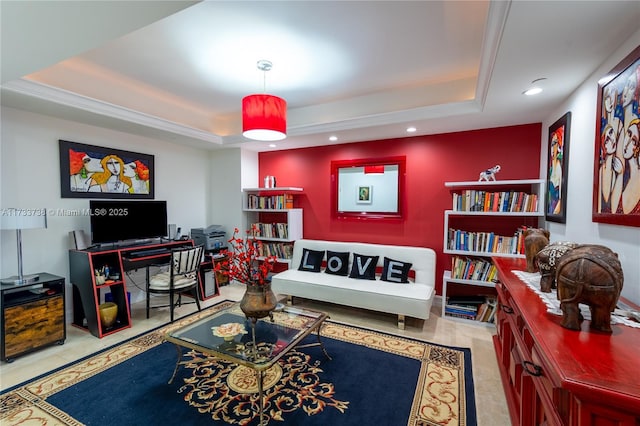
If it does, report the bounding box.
[357,257,371,274]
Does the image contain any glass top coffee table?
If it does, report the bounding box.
[165,303,331,425]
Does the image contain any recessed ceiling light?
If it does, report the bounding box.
[523,87,543,96]
[406,126,417,133]
[268,143,276,148]
[329,136,338,141]
[523,78,546,96]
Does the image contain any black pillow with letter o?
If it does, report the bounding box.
[298,248,325,272]
[381,257,413,283]
[325,251,350,276]
[349,253,379,280]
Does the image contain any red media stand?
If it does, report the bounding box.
[492,257,640,426]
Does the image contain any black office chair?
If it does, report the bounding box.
[147,245,203,322]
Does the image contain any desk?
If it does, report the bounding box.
[69,240,198,338]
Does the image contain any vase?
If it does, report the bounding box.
[240,282,277,323]
[99,302,118,328]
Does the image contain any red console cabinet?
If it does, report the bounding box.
[492,257,640,426]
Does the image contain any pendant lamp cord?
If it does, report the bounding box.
[256,59,272,94]
[263,70,266,94]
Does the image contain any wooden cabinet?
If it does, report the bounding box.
[493,257,640,426]
[1,273,66,362]
[441,179,543,325]
[242,187,303,264]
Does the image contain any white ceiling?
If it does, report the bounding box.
[2,1,639,152]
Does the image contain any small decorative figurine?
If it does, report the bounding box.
[478,164,501,181]
[556,244,623,333]
[523,228,550,272]
[535,241,579,292]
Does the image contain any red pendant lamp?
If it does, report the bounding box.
[242,60,287,141]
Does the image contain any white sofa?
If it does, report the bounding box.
[271,239,436,329]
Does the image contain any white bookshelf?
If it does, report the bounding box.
[442,179,543,325]
[242,187,303,264]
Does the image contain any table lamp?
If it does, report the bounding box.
[1,209,47,285]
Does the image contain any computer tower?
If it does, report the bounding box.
[203,270,217,298]
[198,264,218,300]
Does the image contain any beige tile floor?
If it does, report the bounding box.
[0,283,510,425]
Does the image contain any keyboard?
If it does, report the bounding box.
[127,248,169,258]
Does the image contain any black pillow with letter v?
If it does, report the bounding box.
[349,253,379,280]
[298,248,325,272]
[381,257,413,283]
[325,251,350,276]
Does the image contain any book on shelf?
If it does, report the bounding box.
[445,295,497,323]
[247,194,295,210]
[256,242,294,260]
[451,189,539,213]
[450,256,496,282]
[284,194,294,209]
[447,227,528,255]
[251,222,289,239]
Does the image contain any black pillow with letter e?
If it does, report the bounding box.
[349,253,379,280]
[325,251,350,276]
[381,257,413,283]
[298,248,325,272]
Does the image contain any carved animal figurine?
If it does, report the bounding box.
[556,244,623,333]
[534,241,578,292]
[479,164,501,181]
[523,228,550,272]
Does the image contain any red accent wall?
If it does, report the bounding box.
[259,123,542,294]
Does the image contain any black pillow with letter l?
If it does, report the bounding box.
[349,253,379,280]
[325,251,350,276]
[298,248,325,272]
[381,257,413,283]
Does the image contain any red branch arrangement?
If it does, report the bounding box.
[214,226,276,286]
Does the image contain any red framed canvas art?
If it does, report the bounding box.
[593,45,640,227]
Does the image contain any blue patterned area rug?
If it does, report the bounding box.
[1,301,476,426]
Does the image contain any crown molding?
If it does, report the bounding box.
[475,0,511,109]
[2,79,223,144]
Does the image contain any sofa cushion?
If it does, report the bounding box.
[381,257,412,283]
[325,251,350,276]
[349,253,379,280]
[298,248,324,272]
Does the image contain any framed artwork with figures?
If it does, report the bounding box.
[545,112,571,223]
[592,45,640,227]
[59,140,154,199]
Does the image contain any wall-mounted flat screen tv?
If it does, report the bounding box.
[89,200,167,244]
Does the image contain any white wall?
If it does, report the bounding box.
[1,106,212,312]
[540,29,640,304]
[208,147,258,237]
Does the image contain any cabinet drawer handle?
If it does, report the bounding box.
[522,360,542,377]
[500,304,514,314]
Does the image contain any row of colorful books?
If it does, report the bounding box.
[247,194,294,210]
[450,256,498,282]
[256,242,294,260]
[250,222,289,239]
[445,296,497,323]
[452,189,539,213]
[446,226,527,254]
